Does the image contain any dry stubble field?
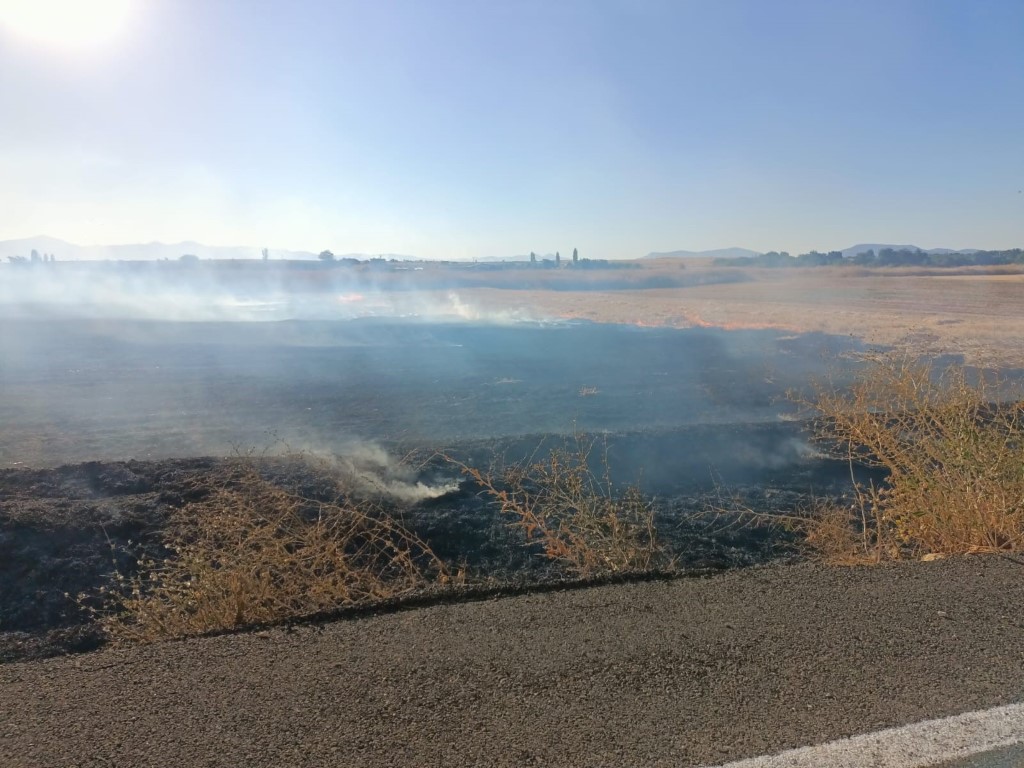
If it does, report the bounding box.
[459,261,1024,368]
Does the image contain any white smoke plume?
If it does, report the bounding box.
[303,441,460,504]
[0,262,551,325]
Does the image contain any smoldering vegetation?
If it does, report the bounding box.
[0,307,873,660]
[3,262,1020,661]
[0,313,867,468]
[0,441,843,660]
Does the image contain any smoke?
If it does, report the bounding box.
[0,262,549,325]
[726,435,827,470]
[0,262,284,321]
[0,260,872,488]
[304,441,460,504]
[442,292,537,324]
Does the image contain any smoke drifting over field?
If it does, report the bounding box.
[0,261,535,324]
[0,258,883,499]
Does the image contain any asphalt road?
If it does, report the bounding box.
[2,557,1023,767]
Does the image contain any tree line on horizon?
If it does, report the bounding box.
[314,246,632,270]
[713,247,1024,268]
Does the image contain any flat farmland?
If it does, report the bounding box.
[453,262,1024,368]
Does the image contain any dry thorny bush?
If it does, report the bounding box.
[86,458,450,642]
[451,434,669,577]
[735,351,1024,564]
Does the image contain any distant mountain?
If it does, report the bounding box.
[0,236,84,260]
[2,236,990,265]
[0,236,326,262]
[644,247,762,260]
[840,243,979,259]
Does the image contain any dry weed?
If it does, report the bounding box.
[796,352,1024,561]
[88,459,449,642]
[452,434,668,577]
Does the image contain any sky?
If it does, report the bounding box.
[1,0,1022,260]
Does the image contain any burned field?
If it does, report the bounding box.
[0,317,865,465]
[0,316,883,660]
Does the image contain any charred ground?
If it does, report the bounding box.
[0,317,866,467]
[0,434,854,662]
[0,317,941,661]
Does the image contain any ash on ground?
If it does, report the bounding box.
[0,431,861,664]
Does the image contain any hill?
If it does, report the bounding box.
[0,236,320,262]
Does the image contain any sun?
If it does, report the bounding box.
[0,0,134,49]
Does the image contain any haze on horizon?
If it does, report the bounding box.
[1,0,1022,261]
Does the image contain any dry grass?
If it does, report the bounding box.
[452,434,669,577]
[790,353,1024,563]
[814,354,1024,559]
[722,495,894,566]
[709,352,1024,564]
[87,459,450,642]
[451,265,1024,367]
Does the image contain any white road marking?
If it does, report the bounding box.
[708,702,1024,768]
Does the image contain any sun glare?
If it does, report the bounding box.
[0,0,134,49]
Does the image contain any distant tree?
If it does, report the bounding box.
[572,247,578,264]
[179,253,199,263]
[261,248,269,261]
[530,251,537,264]
[318,250,336,262]
[795,250,843,267]
[555,251,561,266]
[7,255,27,264]
[932,252,970,267]
[875,248,928,267]
[30,249,41,263]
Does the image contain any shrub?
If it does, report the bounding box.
[89,459,449,642]
[797,352,1024,562]
[453,435,668,577]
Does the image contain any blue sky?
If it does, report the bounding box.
[1,0,1022,259]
